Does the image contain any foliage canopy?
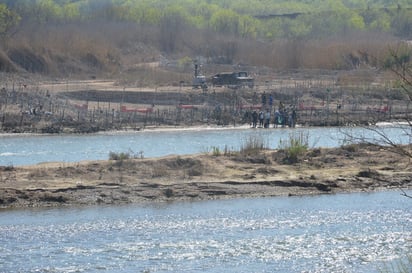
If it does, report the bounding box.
[0,0,411,40]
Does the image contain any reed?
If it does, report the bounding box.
[278,131,309,164]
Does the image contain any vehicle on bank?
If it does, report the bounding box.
[211,71,254,89]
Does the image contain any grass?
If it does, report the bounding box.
[109,151,131,161]
[108,151,133,180]
[209,145,234,156]
[278,131,309,164]
[239,135,268,156]
[211,146,222,156]
[109,149,143,160]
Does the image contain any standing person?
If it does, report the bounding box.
[265,109,271,128]
[258,110,264,128]
[283,109,288,127]
[269,94,273,109]
[261,91,266,107]
[252,110,258,128]
[279,108,286,127]
[291,108,297,128]
[274,109,280,128]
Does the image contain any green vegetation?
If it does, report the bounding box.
[210,145,233,156]
[207,135,266,157]
[0,0,410,75]
[109,151,131,161]
[0,4,20,39]
[278,131,309,163]
[1,0,411,40]
[211,146,222,157]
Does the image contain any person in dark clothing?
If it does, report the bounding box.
[290,109,297,128]
[261,92,267,106]
[264,109,271,128]
[252,110,258,128]
[258,111,264,127]
[269,94,273,109]
[274,110,280,128]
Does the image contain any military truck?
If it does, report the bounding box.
[211,71,254,89]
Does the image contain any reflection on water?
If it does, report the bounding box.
[0,191,411,272]
[1,126,410,166]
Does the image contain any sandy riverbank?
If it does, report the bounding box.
[1,143,411,209]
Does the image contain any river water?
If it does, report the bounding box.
[1,126,411,272]
[0,191,411,273]
[0,125,410,166]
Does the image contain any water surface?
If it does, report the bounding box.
[1,125,409,166]
[0,191,411,273]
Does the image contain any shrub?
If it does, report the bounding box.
[164,188,174,198]
[341,143,359,153]
[357,168,379,178]
[109,151,131,161]
[151,167,168,178]
[187,167,203,176]
[0,164,14,171]
[278,131,309,164]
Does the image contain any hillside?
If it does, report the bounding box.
[0,0,411,77]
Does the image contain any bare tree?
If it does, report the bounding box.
[343,42,412,156]
[340,42,412,198]
[385,42,412,99]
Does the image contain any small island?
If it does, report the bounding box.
[1,142,411,209]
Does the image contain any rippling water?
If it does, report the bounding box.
[1,125,410,166]
[0,191,411,273]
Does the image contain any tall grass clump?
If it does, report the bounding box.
[207,145,234,156]
[278,131,309,164]
[210,146,222,156]
[109,151,131,161]
[108,151,132,183]
[239,134,268,156]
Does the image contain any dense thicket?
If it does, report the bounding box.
[0,0,410,75]
[1,0,411,39]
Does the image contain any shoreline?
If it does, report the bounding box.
[0,187,407,212]
[0,120,406,139]
[1,144,411,210]
[0,123,294,137]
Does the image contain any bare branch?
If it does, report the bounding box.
[339,124,412,159]
[400,188,412,199]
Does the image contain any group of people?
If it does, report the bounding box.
[250,107,297,129]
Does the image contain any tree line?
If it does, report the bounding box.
[0,0,411,41]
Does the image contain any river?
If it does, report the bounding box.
[0,125,410,166]
[0,191,411,273]
[1,126,411,272]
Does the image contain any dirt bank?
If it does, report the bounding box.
[1,143,411,209]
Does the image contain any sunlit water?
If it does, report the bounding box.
[0,191,411,273]
[1,126,411,272]
[1,125,410,166]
